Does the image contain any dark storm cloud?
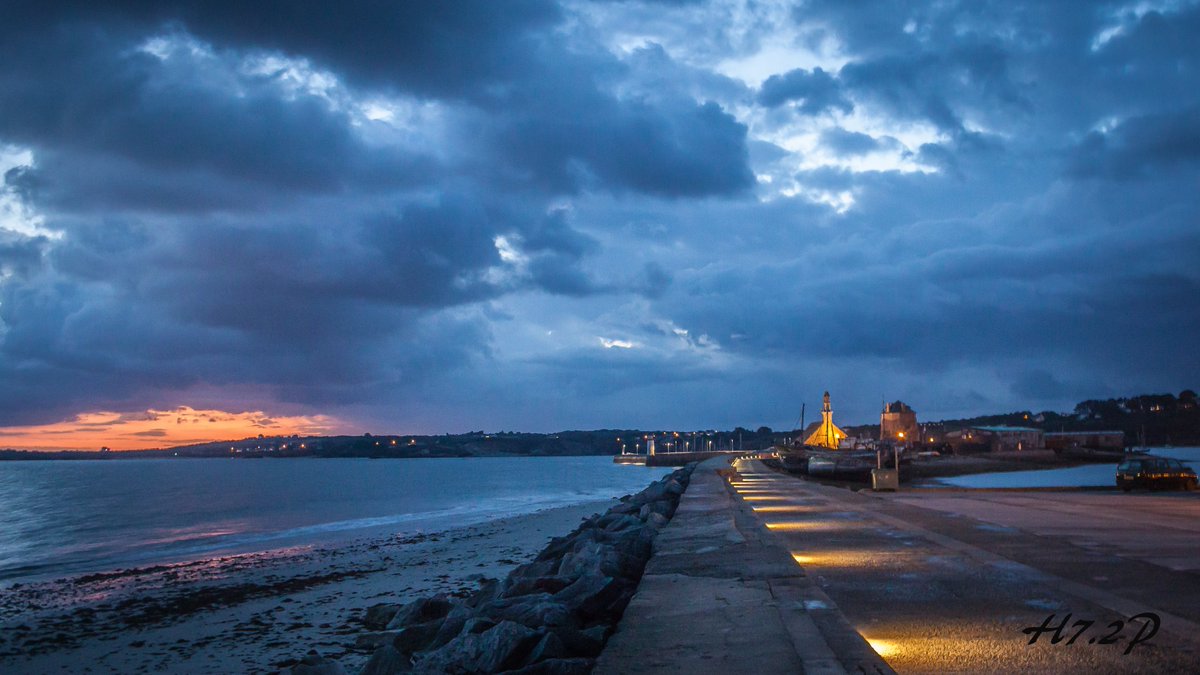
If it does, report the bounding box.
[838,46,1026,133]
[757,67,852,114]
[0,2,753,204]
[1069,106,1200,179]
[0,230,46,278]
[0,26,436,212]
[479,61,755,198]
[0,0,562,99]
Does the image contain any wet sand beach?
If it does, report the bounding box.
[0,500,617,674]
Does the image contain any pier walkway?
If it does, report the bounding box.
[595,457,892,675]
[598,457,1200,673]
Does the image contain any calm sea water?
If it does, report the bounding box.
[0,456,669,585]
[937,446,1200,488]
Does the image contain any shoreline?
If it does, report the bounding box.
[0,499,624,674]
[904,449,1098,480]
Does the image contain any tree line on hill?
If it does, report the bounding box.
[841,390,1199,447]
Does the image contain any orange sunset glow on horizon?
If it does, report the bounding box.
[0,407,347,452]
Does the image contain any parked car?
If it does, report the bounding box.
[1116,456,1198,491]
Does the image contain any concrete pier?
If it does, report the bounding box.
[598,457,1200,673]
[595,457,893,674]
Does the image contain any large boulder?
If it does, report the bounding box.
[556,542,606,581]
[391,619,444,655]
[479,595,575,629]
[600,514,643,533]
[605,526,654,562]
[553,573,631,624]
[606,500,639,515]
[500,574,572,598]
[535,528,602,564]
[635,480,672,504]
[363,603,402,630]
[353,631,400,650]
[523,631,567,664]
[413,620,542,674]
[386,595,453,630]
[289,650,347,675]
[426,604,475,651]
[359,644,411,675]
[548,626,604,658]
[637,500,671,521]
[465,578,501,609]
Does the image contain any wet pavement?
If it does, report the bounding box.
[727,458,1200,673]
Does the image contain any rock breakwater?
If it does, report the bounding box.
[287,464,696,675]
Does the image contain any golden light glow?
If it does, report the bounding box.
[729,485,787,492]
[751,505,820,513]
[0,406,345,451]
[765,520,859,531]
[865,638,900,658]
[743,496,790,501]
[790,550,885,568]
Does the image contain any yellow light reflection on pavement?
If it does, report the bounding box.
[735,490,785,495]
[752,505,820,513]
[790,550,886,568]
[765,520,858,531]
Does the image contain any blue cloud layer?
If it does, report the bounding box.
[0,0,1197,431]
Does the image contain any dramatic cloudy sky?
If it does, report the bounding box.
[2,0,1198,448]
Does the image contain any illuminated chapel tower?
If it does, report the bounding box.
[804,391,847,449]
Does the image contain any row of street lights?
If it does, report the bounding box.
[618,431,741,456]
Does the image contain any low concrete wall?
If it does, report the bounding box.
[612,451,743,467]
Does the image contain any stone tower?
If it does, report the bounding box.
[880,400,918,442]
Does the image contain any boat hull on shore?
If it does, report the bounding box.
[778,447,880,481]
